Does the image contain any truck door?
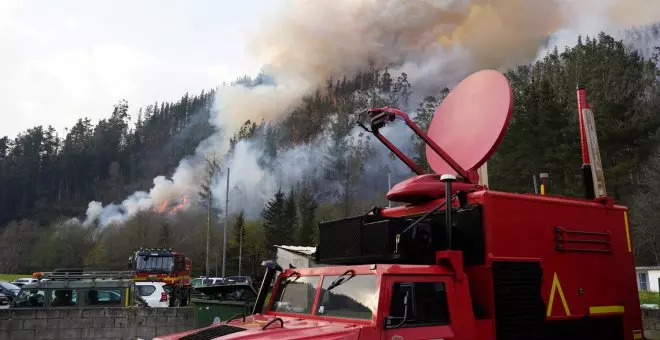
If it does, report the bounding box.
[381,276,455,340]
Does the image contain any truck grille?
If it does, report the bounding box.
[179,325,245,340]
[492,261,545,340]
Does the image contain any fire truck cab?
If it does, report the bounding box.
[129,247,193,307]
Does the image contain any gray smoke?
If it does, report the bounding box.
[78,0,660,227]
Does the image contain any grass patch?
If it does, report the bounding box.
[639,290,660,305]
[0,274,30,282]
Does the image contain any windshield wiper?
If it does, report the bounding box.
[280,272,300,287]
[326,270,355,291]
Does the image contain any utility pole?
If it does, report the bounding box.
[238,221,243,276]
[205,184,211,277]
[200,155,219,278]
[237,187,245,276]
[222,168,230,278]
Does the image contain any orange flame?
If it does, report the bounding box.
[152,196,189,215]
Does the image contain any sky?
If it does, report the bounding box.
[0,0,284,138]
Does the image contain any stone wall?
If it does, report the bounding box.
[0,307,194,340]
[643,308,660,340]
[2,306,660,339]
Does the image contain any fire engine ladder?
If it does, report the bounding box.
[36,270,135,281]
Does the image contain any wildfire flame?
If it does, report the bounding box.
[153,196,189,215]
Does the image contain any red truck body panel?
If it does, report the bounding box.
[381,189,643,339]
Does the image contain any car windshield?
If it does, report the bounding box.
[316,274,377,320]
[226,276,249,283]
[136,285,156,296]
[270,275,319,315]
[0,282,20,293]
[136,255,173,272]
[13,289,45,307]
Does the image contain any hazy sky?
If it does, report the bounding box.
[0,0,284,138]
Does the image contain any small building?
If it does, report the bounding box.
[275,245,319,269]
[636,266,660,292]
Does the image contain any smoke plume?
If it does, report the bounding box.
[78,0,660,227]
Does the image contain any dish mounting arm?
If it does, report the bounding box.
[357,106,473,182]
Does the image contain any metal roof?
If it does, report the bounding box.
[275,245,316,257]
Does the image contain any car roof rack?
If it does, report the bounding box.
[33,270,134,281]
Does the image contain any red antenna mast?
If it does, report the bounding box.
[576,85,607,199]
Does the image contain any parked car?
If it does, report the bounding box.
[0,281,20,304]
[11,270,145,308]
[224,276,253,286]
[11,278,38,287]
[135,281,170,308]
[0,292,10,305]
[191,277,225,287]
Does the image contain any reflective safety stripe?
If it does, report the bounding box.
[546,272,570,316]
[125,287,130,306]
[589,305,624,314]
[624,211,632,253]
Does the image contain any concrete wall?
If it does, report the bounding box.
[0,307,194,340]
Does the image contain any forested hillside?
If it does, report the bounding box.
[2,32,660,276]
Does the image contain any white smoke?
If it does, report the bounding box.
[78,0,660,227]
[211,119,415,219]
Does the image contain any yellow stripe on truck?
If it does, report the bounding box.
[624,211,632,253]
[589,305,624,314]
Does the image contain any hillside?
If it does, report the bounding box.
[2,32,660,276]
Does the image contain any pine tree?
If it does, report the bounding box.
[262,188,286,250]
[283,188,298,244]
[297,186,318,245]
[231,210,246,274]
[232,210,245,244]
[158,222,170,247]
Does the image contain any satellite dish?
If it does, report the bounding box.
[425,69,513,178]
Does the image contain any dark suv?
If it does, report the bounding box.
[0,281,20,305]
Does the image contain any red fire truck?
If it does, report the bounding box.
[156,70,644,339]
[129,247,193,307]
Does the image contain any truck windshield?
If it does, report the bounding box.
[136,255,173,272]
[316,274,377,320]
[270,275,319,315]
